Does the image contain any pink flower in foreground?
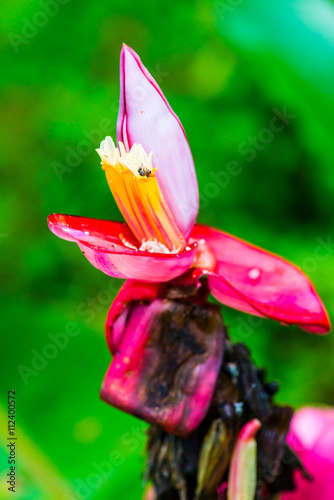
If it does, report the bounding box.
[48,44,330,334]
[282,407,334,500]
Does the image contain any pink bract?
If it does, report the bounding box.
[117,44,199,239]
[282,407,334,500]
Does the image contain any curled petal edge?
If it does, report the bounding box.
[47,214,197,282]
[106,280,161,354]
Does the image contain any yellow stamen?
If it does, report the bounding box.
[96,137,186,253]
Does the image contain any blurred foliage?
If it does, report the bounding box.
[1,0,334,498]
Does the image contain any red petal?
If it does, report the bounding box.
[190,225,331,333]
[101,288,224,437]
[48,214,196,282]
[105,280,161,354]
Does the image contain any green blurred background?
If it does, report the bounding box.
[1,0,334,498]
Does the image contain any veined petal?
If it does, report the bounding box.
[190,225,331,333]
[117,44,199,238]
[47,214,196,282]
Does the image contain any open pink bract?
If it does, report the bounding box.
[48,44,330,334]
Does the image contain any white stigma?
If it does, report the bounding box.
[96,136,154,177]
[96,136,120,165]
[139,238,170,253]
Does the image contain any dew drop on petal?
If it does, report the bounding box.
[248,268,261,282]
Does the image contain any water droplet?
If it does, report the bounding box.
[248,268,261,281]
[84,231,89,235]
